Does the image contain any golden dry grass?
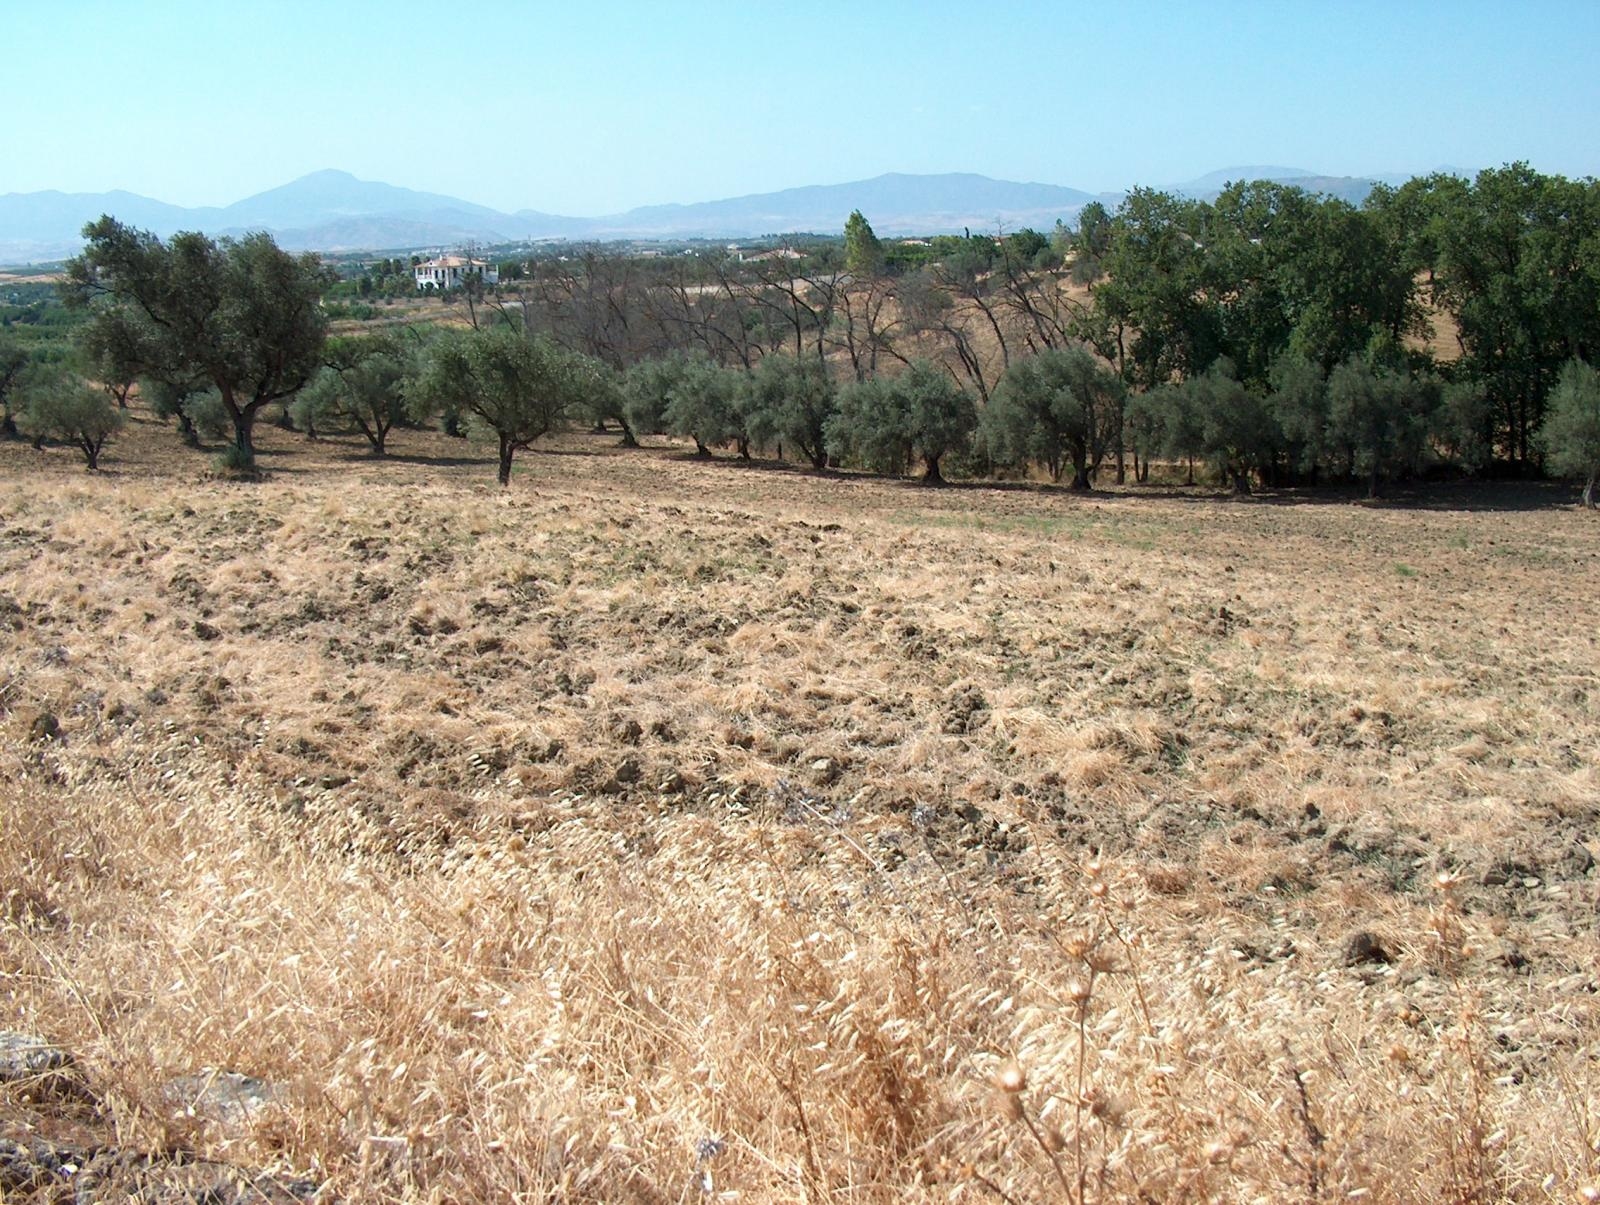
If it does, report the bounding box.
[1,409,1597,1201]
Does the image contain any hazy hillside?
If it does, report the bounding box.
[1173,165,1378,205]
[0,164,1452,262]
[586,172,1104,238]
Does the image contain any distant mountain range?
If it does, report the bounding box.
[0,165,1460,265]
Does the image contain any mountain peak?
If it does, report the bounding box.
[1,164,1446,263]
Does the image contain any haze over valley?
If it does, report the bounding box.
[3,164,1446,262]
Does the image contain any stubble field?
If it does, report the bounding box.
[1,409,1597,1201]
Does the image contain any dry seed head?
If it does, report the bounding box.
[1083,1087,1124,1127]
[1067,978,1092,1005]
[1085,947,1118,975]
[995,1059,1027,1094]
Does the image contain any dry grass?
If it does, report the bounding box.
[1,409,1597,1201]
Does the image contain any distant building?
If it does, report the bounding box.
[727,245,805,264]
[414,255,499,290]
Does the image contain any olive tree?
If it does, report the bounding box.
[1325,354,1439,498]
[747,354,837,470]
[1191,359,1279,494]
[1538,358,1600,507]
[984,347,1123,489]
[21,371,123,470]
[413,326,591,486]
[663,356,747,457]
[63,217,329,470]
[0,332,29,440]
[295,334,410,454]
[828,359,976,483]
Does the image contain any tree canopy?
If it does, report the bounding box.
[985,347,1123,489]
[1538,358,1600,507]
[62,218,330,469]
[829,359,976,483]
[21,370,122,470]
[843,210,886,278]
[412,326,593,485]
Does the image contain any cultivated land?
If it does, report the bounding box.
[1,410,1597,1201]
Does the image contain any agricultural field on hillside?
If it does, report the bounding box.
[1,411,1597,1201]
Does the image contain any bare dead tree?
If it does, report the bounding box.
[832,271,908,381]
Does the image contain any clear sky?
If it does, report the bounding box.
[7,0,1598,214]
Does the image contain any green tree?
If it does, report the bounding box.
[62,217,329,470]
[843,210,887,278]
[1383,165,1600,464]
[1005,227,1052,268]
[21,371,123,470]
[984,347,1124,489]
[1188,359,1279,494]
[1325,353,1439,498]
[296,333,410,454]
[663,356,746,457]
[1538,358,1600,507]
[1205,182,1419,387]
[1069,201,1113,285]
[747,354,837,470]
[0,331,28,439]
[413,326,591,486]
[1083,189,1219,391]
[828,359,976,484]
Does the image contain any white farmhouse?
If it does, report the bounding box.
[414,255,499,290]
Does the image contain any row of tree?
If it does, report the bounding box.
[1069,164,1600,478]
[16,173,1600,504]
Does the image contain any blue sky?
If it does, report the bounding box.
[7,0,1598,213]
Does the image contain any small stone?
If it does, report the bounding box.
[1496,944,1530,971]
[165,1069,283,1127]
[0,1033,72,1084]
[809,757,842,786]
[611,718,643,745]
[601,756,644,793]
[26,710,60,743]
[193,620,222,642]
[1342,931,1394,967]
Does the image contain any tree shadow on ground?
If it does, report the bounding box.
[344,450,489,470]
[1182,479,1582,514]
[548,432,1590,515]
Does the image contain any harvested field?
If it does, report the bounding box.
[1,410,1597,1201]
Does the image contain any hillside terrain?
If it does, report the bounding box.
[1,165,1402,262]
[1,412,1596,1200]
